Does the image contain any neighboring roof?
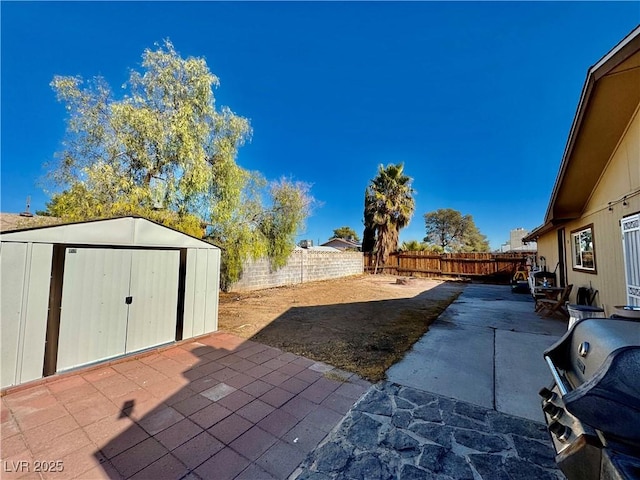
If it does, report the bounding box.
[320,237,362,249]
[523,222,550,243]
[295,245,340,252]
[530,26,640,240]
[507,245,537,253]
[0,216,218,249]
[0,213,63,232]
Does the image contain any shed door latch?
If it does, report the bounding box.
[125,296,133,305]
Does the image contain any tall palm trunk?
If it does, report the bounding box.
[364,163,415,274]
[375,223,396,274]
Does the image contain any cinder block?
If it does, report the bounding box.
[229,251,363,292]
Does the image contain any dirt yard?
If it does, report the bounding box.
[218,274,465,381]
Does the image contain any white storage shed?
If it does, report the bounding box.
[1,216,221,389]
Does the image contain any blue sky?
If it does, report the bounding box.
[2,2,638,249]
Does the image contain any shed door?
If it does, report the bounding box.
[622,214,640,306]
[57,249,131,371]
[57,248,179,371]
[126,250,180,352]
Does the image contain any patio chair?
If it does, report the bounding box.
[529,275,546,303]
[537,284,573,318]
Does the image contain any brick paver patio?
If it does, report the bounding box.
[1,332,371,479]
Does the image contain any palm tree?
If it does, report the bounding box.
[364,163,415,272]
[362,189,376,253]
[400,240,427,252]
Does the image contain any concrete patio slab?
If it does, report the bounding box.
[495,329,560,421]
[440,286,568,336]
[386,323,495,409]
[387,284,567,422]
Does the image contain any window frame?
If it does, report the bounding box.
[570,224,597,274]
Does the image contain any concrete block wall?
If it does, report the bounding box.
[230,249,363,292]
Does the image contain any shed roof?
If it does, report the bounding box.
[0,216,219,249]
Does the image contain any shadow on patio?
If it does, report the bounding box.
[2,281,462,479]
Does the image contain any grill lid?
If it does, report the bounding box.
[544,318,640,386]
[563,347,640,442]
[544,318,640,443]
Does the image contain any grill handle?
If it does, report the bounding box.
[544,355,571,396]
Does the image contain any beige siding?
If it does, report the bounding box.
[536,234,559,279]
[587,107,640,209]
[560,210,628,313]
[537,107,640,314]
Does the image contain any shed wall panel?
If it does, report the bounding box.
[1,243,28,387]
[191,249,207,337]
[132,219,212,248]
[126,250,180,352]
[182,248,219,339]
[0,243,53,388]
[57,248,130,371]
[3,219,134,245]
[20,243,53,383]
[204,249,220,333]
[182,249,198,339]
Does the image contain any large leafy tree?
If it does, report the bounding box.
[259,179,314,269]
[332,226,360,242]
[460,220,491,253]
[363,163,415,270]
[423,208,490,252]
[48,41,249,223]
[46,40,313,287]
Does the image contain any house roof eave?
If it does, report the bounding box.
[522,217,573,243]
[543,25,640,225]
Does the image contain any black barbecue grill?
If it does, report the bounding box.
[540,317,640,480]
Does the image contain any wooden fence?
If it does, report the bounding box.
[364,252,534,283]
